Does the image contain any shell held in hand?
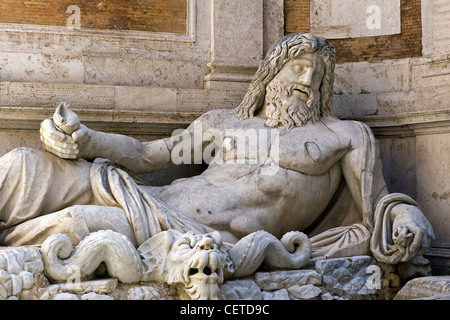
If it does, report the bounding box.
[53,101,80,135]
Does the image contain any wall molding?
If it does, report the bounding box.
[0,106,200,137]
[351,110,450,138]
[0,0,197,42]
[4,103,450,139]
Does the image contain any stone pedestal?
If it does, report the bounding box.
[0,246,407,300]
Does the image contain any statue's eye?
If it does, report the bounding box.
[292,64,304,73]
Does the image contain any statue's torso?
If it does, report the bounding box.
[150,110,356,242]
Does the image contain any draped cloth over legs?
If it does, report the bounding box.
[309,193,422,262]
[310,223,372,259]
[90,159,212,246]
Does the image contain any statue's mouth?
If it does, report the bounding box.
[185,267,221,300]
[293,88,308,95]
[288,82,311,101]
[292,88,309,101]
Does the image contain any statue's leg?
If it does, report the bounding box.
[0,147,97,231]
[0,205,136,247]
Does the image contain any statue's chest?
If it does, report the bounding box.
[276,125,352,176]
[210,117,352,176]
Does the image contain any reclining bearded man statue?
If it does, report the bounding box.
[0,33,434,266]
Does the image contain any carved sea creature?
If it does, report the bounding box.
[41,230,141,284]
[40,229,311,300]
[228,230,311,278]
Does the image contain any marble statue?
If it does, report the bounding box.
[0,33,435,299]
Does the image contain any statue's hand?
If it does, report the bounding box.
[391,205,435,261]
[40,102,92,159]
[40,118,91,160]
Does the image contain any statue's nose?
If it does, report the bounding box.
[297,67,314,87]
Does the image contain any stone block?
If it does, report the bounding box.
[262,288,290,300]
[81,292,114,300]
[374,91,416,117]
[416,133,450,242]
[0,247,44,299]
[210,0,263,65]
[85,56,204,89]
[320,292,334,300]
[334,60,410,94]
[219,279,263,300]
[114,86,177,112]
[254,270,322,291]
[126,285,165,300]
[7,82,115,109]
[53,293,79,300]
[0,52,84,84]
[287,284,322,300]
[394,275,450,300]
[315,256,377,297]
[177,89,246,112]
[411,58,450,90]
[331,93,378,119]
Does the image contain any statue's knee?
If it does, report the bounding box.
[2,147,40,166]
[50,206,92,245]
[57,205,90,231]
[60,205,87,221]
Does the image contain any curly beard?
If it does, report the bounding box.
[264,82,320,130]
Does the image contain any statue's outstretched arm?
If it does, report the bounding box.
[40,102,173,173]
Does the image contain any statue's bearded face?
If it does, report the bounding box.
[263,52,325,129]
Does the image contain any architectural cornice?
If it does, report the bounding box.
[4,106,450,139]
[350,109,450,138]
[0,106,202,136]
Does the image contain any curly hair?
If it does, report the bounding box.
[233,33,336,121]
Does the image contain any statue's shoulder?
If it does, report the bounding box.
[197,109,238,127]
[322,117,377,149]
[201,108,234,119]
[325,117,369,131]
